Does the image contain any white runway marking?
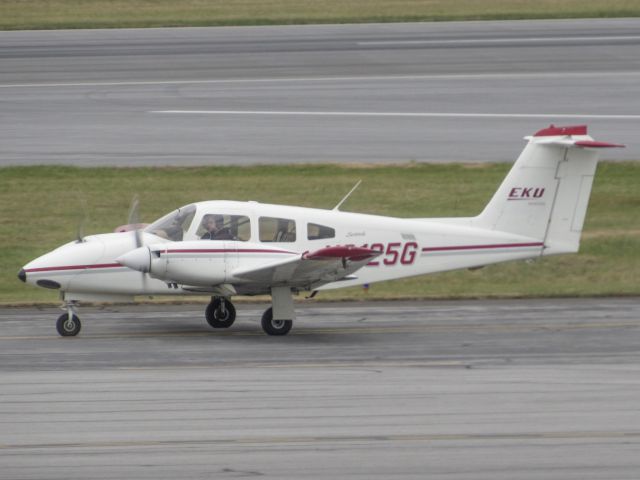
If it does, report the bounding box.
[358,35,640,46]
[1,71,640,89]
[151,110,640,120]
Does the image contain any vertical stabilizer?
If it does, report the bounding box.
[474,125,623,255]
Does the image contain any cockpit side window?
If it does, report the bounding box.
[259,217,296,242]
[145,205,196,241]
[197,214,251,241]
[307,223,335,240]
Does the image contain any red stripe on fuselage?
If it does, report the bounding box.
[27,245,541,274]
[25,263,123,273]
[25,250,296,274]
[164,248,296,254]
[421,242,543,253]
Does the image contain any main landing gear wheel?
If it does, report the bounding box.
[56,313,81,337]
[261,307,292,336]
[205,297,236,329]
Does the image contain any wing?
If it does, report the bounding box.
[230,245,382,289]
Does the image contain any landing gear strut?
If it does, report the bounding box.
[56,302,81,337]
[205,297,236,329]
[260,287,295,336]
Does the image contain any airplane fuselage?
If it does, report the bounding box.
[22,200,543,302]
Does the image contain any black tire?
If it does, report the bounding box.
[56,313,81,337]
[261,307,292,336]
[205,298,236,328]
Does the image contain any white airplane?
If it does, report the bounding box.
[19,125,623,337]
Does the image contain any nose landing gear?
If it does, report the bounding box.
[205,297,236,329]
[56,302,81,336]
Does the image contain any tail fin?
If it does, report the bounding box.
[475,125,624,255]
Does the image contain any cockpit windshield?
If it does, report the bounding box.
[145,204,196,241]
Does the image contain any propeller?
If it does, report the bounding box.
[122,195,150,291]
[127,195,143,248]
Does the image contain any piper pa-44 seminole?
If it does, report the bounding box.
[19,125,623,337]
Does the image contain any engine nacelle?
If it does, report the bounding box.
[118,242,228,286]
[117,241,298,287]
[151,243,227,286]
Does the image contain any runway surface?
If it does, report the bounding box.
[1,19,638,166]
[1,298,639,479]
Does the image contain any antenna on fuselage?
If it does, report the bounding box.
[332,180,362,211]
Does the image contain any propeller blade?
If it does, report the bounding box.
[75,195,89,243]
[125,195,151,290]
[127,194,140,225]
[127,195,144,248]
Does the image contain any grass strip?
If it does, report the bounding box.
[1,162,638,305]
[1,0,639,30]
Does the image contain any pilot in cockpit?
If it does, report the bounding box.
[200,214,234,240]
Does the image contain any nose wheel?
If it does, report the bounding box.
[205,297,236,329]
[56,312,81,337]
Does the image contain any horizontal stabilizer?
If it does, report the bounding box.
[573,140,625,148]
[530,137,625,149]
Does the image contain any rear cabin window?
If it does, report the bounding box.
[307,223,335,240]
[197,214,251,241]
[259,217,296,242]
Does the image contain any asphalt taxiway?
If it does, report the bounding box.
[1,19,638,166]
[1,298,639,479]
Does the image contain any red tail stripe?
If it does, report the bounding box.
[574,140,625,149]
[534,125,586,137]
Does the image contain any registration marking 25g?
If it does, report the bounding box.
[357,242,419,267]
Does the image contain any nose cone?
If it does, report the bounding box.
[18,269,26,283]
[116,247,151,273]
